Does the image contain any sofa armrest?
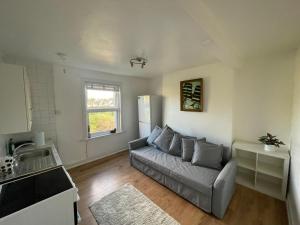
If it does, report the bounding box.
[212,159,237,219]
[128,137,148,150]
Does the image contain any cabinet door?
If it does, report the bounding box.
[0,64,28,134]
[23,69,32,131]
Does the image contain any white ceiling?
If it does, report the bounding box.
[0,0,217,77]
[203,0,300,59]
[0,0,300,77]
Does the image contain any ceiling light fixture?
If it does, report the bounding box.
[130,57,147,69]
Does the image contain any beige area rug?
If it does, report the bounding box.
[90,184,181,225]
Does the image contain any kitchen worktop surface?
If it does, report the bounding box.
[0,167,73,219]
[0,143,62,185]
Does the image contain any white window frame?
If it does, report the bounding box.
[83,80,122,139]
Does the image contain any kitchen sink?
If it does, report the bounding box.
[0,144,63,184]
[14,147,56,174]
[17,148,51,162]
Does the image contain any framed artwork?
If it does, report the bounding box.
[180,78,203,112]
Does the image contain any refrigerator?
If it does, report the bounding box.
[138,95,162,138]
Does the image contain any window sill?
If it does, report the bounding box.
[82,131,126,141]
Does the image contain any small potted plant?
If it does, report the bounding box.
[258,133,285,151]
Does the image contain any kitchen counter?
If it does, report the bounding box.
[0,143,62,185]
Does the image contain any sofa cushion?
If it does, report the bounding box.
[169,134,197,157]
[153,125,174,152]
[182,138,206,161]
[130,147,219,196]
[147,125,162,146]
[206,141,231,165]
[168,132,183,156]
[192,142,223,170]
[182,138,196,161]
[222,146,232,164]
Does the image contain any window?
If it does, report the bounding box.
[85,82,121,138]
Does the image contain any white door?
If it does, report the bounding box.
[139,122,151,138]
[138,96,151,123]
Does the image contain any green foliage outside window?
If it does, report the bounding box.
[88,112,115,133]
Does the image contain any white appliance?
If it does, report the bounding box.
[0,167,80,225]
[138,95,162,138]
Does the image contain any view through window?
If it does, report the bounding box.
[85,83,121,137]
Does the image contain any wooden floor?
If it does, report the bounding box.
[69,151,288,225]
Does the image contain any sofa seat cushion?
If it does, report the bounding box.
[131,146,179,176]
[130,147,220,196]
[171,162,220,196]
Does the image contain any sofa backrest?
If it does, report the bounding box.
[155,126,233,165]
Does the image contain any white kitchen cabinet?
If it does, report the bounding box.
[0,63,32,134]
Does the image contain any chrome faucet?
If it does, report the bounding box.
[13,143,36,156]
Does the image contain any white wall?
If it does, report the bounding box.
[53,65,150,166]
[288,48,300,225]
[149,75,163,95]
[162,63,235,146]
[233,53,295,146]
[159,52,295,148]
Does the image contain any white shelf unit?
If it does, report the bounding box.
[232,141,290,200]
[236,167,255,188]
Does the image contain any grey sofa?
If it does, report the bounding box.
[128,137,237,219]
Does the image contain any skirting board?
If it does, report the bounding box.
[286,194,299,225]
[65,148,128,170]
